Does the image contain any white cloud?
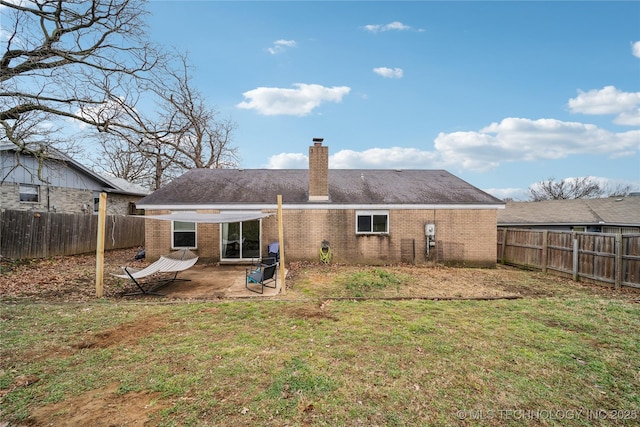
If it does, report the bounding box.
[362,21,412,33]
[72,98,129,130]
[384,21,411,31]
[267,39,296,55]
[331,147,439,169]
[613,109,640,126]
[237,83,351,116]
[483,187,528,201]
[373,67,404,79]
[527,176,640,197]
[568,86,640,125]
[267,147,441,170]
[265,117,639,173]
[265,152,308,168]
[486,176,640,202]
[568,86,640,114]
[600,177,640,193]
[434,117,640,172]
[632,40,640,58]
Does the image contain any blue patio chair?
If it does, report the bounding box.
[246,261,278,294]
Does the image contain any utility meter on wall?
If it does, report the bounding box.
[425,223,435,237]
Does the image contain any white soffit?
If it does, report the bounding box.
[145,212,272,223]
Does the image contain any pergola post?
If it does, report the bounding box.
[95,192,107,298]
[277,195,285,295]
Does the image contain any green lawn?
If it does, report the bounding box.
[1,267,639,426]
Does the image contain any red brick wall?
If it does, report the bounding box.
[144,210,171,261]
[261,208,497,266]
[145,207,497,267]
[308,144,329,200]
[144,209,221,262]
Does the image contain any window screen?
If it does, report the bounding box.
[19,184,39,202]
[173,221,196,248]
[356,211,389,234]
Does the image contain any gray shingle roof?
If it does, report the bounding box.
[137,169,503,207]
[498,197,640,226]
[100,176,150,197]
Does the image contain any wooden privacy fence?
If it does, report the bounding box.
[0,209,145,260]
[498,228,640,289]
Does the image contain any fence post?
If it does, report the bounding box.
[615,233,622,289]
[541,230,548,273]
[572,231,579,282]
[500,229,508,264]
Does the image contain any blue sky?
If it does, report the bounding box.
[146,0,639,200]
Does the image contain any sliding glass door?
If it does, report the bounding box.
[221,219,260,261]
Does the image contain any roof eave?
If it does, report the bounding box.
[138,202,506,211]
[102,188,148,197]
[498,222,640,227]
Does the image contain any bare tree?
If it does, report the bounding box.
[2,1,238,190]
[92,54,239,189]
[91,135,153,184]
[151,55,239,171]
[1,0,160,153]
[528,177,605,201]
[603,182,633,197]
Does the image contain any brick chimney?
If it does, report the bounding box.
[308,138,329,201]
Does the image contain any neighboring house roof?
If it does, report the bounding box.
[100,176,150,197]
[0,143,148,197]
[498,197,640,227]
[137,168,503,209]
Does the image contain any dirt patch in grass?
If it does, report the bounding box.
[1,311,171,426]
[282,301,341,322]
[72,315,168,350]
[27,382,167,427]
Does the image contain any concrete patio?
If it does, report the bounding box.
[148,264,283,298]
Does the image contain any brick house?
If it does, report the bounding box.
[137,141,504,266]
[0,144,148,215]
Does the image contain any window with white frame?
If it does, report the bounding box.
[172,221,197,248]
[19,184,39,202]
[356,210,389,234]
